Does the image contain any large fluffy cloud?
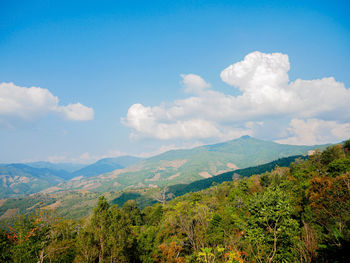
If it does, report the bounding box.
[0,82,94,125]
[124,103,223,140]
[276,118,350,145]
[220,52,350,119]
[123,51,350,144]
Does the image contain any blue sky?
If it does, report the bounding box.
[1,0,350,163]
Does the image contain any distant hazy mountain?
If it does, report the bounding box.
[0,164,69,198]
[72,156,142,178]
[26,162,86,173]
[51,136,328,193]
[0,156,142,198]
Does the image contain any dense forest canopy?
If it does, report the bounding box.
[1,141,349,262]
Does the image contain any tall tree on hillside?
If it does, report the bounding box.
[91,196,111,262]
[8,210,52,263]
[308,172,350,260]
[152,186,174,205]
[108,205,134,262]
[245,187,300,262]
[76,196,135,262]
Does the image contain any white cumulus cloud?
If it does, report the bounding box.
[220,51,290,93]
[57,103,94,121]
[181,73,211,93]
[276,118,350,145]
[0,82,58,120]
[123,103,222,140]
[0,82,94,126]
[122,51,350,144]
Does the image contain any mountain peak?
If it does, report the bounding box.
[240,135,252,139]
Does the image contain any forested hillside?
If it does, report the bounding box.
[0,141,349,262]
[0,164,69,198]
[167,155,307,197]
[0,155,305,220]
[49,136,326,194]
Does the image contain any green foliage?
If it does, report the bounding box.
[122,200,144,226]
[245,187,300,262]
[1,141,349,262]
[9,211,50,262]
[343,139,350,154]
[137,225,159,263]
[321,144,345,166]
[0,209,78,263]
[168,155,306,196]
[207,213,224,246]
[75,196,135,263]
[0,194,55,218]
[0,229,11,262]
[144,203,163,226]
[327,156,350,176]
[43,219,78,263]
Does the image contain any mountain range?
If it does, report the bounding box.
[0,155,306,220]
[0,156,142,198]
[46,136,327,194]
[0,136,333,220]
[0,164,67,198]
[0,136,329,199]
[71,156,142,178]
[25,162,86,173]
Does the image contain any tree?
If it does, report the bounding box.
[0,228,11,262]
[8,210,52,263]
[122,200,143,226]
[75,227,98,263]
[41,219,78,263]
[245,187,300,262]
[321,145,345,166]
[308,172,350,261]
[75,196,135,262]
[108,205,134,262]
[167,200,211,252]
[343,139,350,155]
[154,242,184,263]
[91,196,111,262]
[152,186,174,204]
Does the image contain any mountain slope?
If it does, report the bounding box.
[0,164,68,198]
[72,156,142,178]
[0,156,142,198]
[168,155,307,197]
[111,155,305,208]
[51,136,327,193]
[0,155,306,220]
[26,162,85,173]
